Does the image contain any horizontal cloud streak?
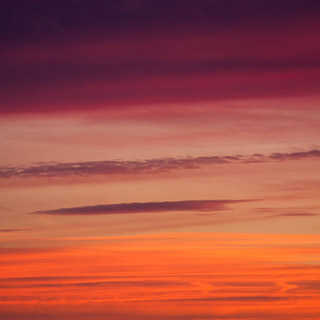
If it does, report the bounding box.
[0,228,32,233]
[33,199,250,216]
[1,149,319,179]
[0,279,188,289]
[278,212,318,217]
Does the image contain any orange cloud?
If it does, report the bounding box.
[1,233,319,319]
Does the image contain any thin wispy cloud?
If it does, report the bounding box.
[33,199,252,216]
[0,279,188,289]
[0,228,32,233]
[255,207,319,218]
[278,212,318,217]
[1,149,319,179]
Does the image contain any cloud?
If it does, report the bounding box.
[0,276,97,283]
[1,149,319,179]
[278,212,318,217]
[267,149,320,160]
[166,295,290,302]
[0,228,32,233]
[1,1,319,114]
[0,279,189,289]
[32,199,251,216]
[288,280,320,292]
[254,207,319,218]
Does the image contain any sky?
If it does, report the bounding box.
[0,1,320,319]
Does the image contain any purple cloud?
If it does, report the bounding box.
[1,149,319,179]
[32,199,252,216]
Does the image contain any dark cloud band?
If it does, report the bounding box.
[1,0,319,113]
[1,149,319,179]
[33,199,251,216]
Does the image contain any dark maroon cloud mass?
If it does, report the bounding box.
[32,199,251,215]
[1,0,319,114]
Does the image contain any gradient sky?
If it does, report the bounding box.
[0,1,320,319]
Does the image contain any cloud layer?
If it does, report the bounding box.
[1,149,319,179]
[33,199,250,216]
[0,228,32,233]
[1,0,319,113]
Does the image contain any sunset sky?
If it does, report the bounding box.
[0,1,320,319]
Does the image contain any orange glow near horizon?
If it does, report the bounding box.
[1,233,320,320]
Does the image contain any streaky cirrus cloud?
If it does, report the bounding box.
[0,279,189,289]
[0,228,32,233]
[1,149,319,179]
[32,199,252,216]
[254,207,319,218]
[277,212,318,217]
